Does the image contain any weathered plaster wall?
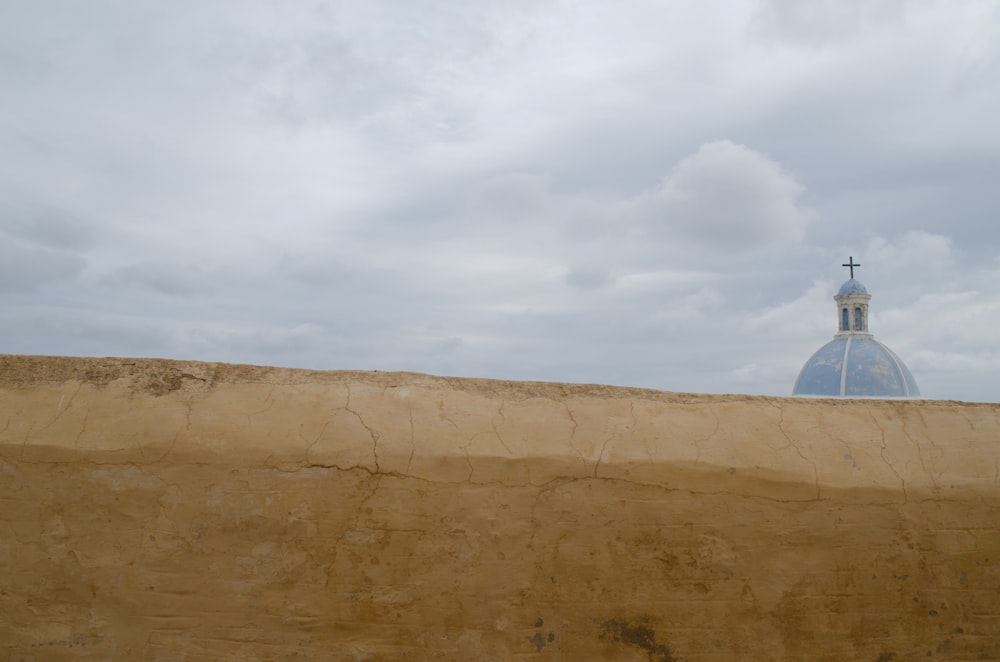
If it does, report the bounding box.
[1,355,999,661]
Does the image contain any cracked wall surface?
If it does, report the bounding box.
[1,354,999,660]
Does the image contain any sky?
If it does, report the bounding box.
[2,1,999,402]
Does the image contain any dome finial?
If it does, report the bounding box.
[842,256,860,279]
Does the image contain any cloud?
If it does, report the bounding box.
[745,279,832,339]
[625,140,815,253]
[863,230,954,278]
[464,172,554,223]
[101,262,212,298]
[0,238,86,291]
[564,266,612,291]
[1,205,95,251]
[849,230,958,309]
[0,204,93,291]
[1,306,172,356]
[750,0,911,47]
[1,1,998,403]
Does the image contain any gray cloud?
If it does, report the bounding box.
[2,0,998,402]
[101,262,213,298]
[2,206,95,251]
[0,238,86,291]
[750,0,913,47]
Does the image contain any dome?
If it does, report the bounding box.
[793,337,920,397]
[837,278,869,296]
[792,259,920,398]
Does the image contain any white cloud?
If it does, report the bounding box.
[625,140,815,252]
[745,279,832,339]
[864,230,954,278]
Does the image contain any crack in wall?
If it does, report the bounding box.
[72,412,89,449]
[825,420,857,470]
[303,419,332,467]
[436,399,460,432]
[561,400,587,468]
[1,452,866,504]
[463,446,475,482]
[524,476,570,562]
[769,401,820,500]
[762,400,791,453]
[492,400,512,456]
[406,402,416,474]
[866,405,908,504]
[593,429,612,477]
[694,404,721,466]
[345,386,380,472]
[245,385,277,429]
[152,397,193,463]
[593,400,637,478]
[906,410,938,492]
[626,400,644,467]
[5,433,839,505]
[21,383,84,457]
[325,472,383,592]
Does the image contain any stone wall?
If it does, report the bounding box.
[1,355,998,661]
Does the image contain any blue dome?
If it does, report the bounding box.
[793,337,920,397]
[837,278,869,296]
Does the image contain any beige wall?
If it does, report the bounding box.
[1,355,999,661]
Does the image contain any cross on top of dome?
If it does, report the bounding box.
[842,256,860,279]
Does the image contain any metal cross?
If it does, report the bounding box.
[842,256,860,278]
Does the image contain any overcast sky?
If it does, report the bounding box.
[2,1,998,402]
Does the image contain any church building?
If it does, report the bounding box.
[793,257,920,397]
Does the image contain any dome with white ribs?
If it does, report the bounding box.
[793,257,920,398]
